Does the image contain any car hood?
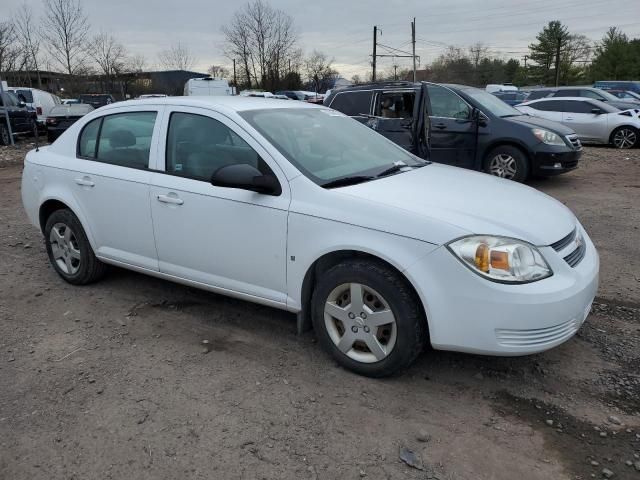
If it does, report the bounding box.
[336,164,576,246]
[506,114,576,135]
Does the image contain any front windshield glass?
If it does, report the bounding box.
[239,108,424,185]
[597,89,621,101]
[465,89,522,117]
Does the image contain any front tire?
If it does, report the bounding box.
[311,259,427,377]
[610,126,638,149]
[44,209,107,285]
[484,145,529,182]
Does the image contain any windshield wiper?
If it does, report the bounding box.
[322,175,375,189]
[375,162,426,178]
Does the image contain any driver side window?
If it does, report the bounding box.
[427,85,470,119]
[165,112,267,181]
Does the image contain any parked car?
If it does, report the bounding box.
[275,90,306,100]
[492,91,529,106]
[605,90,640,101]
[61,98,80,105]
[0,91,37,145]
[594,80,640,94]
[8,87,61,126]
[184,78,231,96]
[526,86,640,110]
[137,94,168,99]
[45,104,94,142]
[515,97,639,149]
[21,96,598,377]
[79,94,116,108]
[486,84,518,93]
[325,81,582,182]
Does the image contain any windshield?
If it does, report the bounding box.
[11,89,33,103]
[240,108,424,185]
[464,89,523,117]
[596,89,621,101]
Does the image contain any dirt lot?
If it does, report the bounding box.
[1,138,639,480]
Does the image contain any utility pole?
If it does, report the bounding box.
[411,18,416,82]
[554,36,561,86]
[372,26,378,82]
[233,59,237,95]
[0,78,15,146]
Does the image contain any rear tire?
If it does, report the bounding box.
[484,145,529,182]
[0,123,10,146]
[311,259,427,377]
[44,209,107,285]
[610,126,638,149]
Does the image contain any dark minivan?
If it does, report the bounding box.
[324,81,583,182]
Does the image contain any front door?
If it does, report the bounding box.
[561,100,608,143]
[149,107,290,304]
[69,107,161,270]
[425,84,476,168]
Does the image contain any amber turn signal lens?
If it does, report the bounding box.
[474,243,490,272]
[490,250,510,270]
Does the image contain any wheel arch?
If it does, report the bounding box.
[482,140,532,165]
[296,249,429,337]
[38,197,97,250]
[609,125,639,146]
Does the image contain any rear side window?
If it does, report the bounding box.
[15,89,34,103]
[526,90,550,100]
[77,111,157,168]
[329,91,373,116]
[529,101,562,112]
[563,100,595,114]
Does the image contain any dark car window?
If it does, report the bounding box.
[525,90,551,100]
[427,84,470,119]
[12,89,34,103]
[329,91,373,116]
[96,112,156,168]
[4,92,18,107]
[165,112,264,181]
[78,118,101,158]
[529,100,563,112]
[374,91,415,118]
[562,100,597,114]
[580,90,605,100]
[553,89,578,97]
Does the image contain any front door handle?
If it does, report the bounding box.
[565,117,574,120]
[75,176,95,187]
[434,123,447,129]
[157,194,184,205]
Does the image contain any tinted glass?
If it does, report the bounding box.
[463,88,521,117]
[95,112,157,168]
[529,101,562,112]
[78,118,101,158]
[427,85,471,119]
[554,89,579,97]
[580,90,605,100]
[240,108,424,185]
[563,100,596,113]
[329,91,373,116]
[526,90,549,100]
[374,92,415,118]
[13,89,34,103]
[166,112,263,181]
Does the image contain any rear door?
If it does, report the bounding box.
[425,84,475,167]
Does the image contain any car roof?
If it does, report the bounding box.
[98,96,320,113]
[532,86,597,91]
[524,96,595,102]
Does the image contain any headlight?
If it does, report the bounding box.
[447,236,552,283]
[532,128,566,146]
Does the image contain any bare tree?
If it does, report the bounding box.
[222,0,297,90]
[88,32,127,78]
[41,0,90,75]
[0,20,20,76]
[158,43,197,71]
[127,53,146,73]
[14,4,43,87]
[304,50,335,93]
[207,64,230,78]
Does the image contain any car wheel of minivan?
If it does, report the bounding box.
[484,146,529,182]
[311,259,427,377]
[611,126,638,149]
[44,209,107,285]
[0,123,9,146]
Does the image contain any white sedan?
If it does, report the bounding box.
[516,97,640,148]
[21,97,599,377]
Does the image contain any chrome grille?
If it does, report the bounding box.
[566,134,582,150]
[564,238,586,267]
[550,228,576,252]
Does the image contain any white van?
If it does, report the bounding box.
[8,87,60,125]
[486,84,518,93]
[184,78,232,96]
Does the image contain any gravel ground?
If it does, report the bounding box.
[1,138,639,480]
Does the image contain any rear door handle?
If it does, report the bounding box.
[434,123,447,129]
[565,117,574,120]
[157,194,184,205]
[74,176,95,187]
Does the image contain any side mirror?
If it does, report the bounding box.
[211,163,281,196]
[472,108,488,127]
[591,108,603,115]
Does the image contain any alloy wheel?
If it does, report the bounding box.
[489,154,517,179]
[613,128,637,149]
[324,283,397,363]
[49,222,81,275]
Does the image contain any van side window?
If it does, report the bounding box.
[427,85,470,119]
[329,91,373,116]
[374,92,415,119]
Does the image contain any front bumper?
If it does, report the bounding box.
[531,147,582,176]
[404,225,599,355]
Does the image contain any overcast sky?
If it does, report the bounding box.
[3,0,640,79]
